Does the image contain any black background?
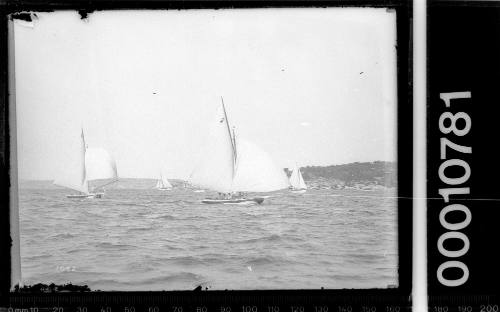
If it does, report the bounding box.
[428,1,500,296]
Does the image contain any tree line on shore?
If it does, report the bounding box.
[285,161,397,188]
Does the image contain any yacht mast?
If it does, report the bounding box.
[221,97,237,173]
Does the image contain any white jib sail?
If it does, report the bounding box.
[298,169,307,189]
[53,129,89,194]
[85,147,118,189]
[290,164,307,190]
[232,139,289,193]
[189,103,235,193]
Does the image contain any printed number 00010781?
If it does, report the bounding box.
[436,91,472,287]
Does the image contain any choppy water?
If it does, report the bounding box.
[18,180,398,291]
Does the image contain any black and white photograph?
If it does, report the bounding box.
[11,8,400,291]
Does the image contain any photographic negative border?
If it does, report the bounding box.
[0,0,412,309]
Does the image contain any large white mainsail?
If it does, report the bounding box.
[85,147,118,191]
[289,163,307,190]
[189,101,235,193]
[53,129,89,194]
[232,139,289,192]
[190,99,288,195]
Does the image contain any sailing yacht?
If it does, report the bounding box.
[289,163,307,193]
[189,97,289,204]
[155,172,172,191]
[53,128,118,198]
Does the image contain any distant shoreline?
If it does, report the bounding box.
[19,161,397,191]
[19,160,396,182]
[287,161,396,188]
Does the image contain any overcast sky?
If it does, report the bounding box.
[13,8,397,180]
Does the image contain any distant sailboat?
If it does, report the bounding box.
[189,97,289,204]
[155,172,172,191]
[53,128,118,198]
[289,163,307,193]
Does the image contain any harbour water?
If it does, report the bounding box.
[18,179,398,291]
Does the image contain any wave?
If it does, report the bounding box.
[127,226,154,232]
[244,255,300,267]
[163,199,197,207]
[342,253,386,263]
[89,272,205,287]
[166,256,203,266]
[163,245,185,251]
[138,272,205,285]
[281,234,306,243]
[165,255,221,266]
[230,234,282,244]
[245,257,275,266]
[51,233,75,239]
[66,248,94,254]
[120,202,150,208]
[94,242,135,250]
[23,254,50,261]
[157,214,176,220]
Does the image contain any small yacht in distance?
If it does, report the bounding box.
[155,172,172,191]
[289,163,307,193]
